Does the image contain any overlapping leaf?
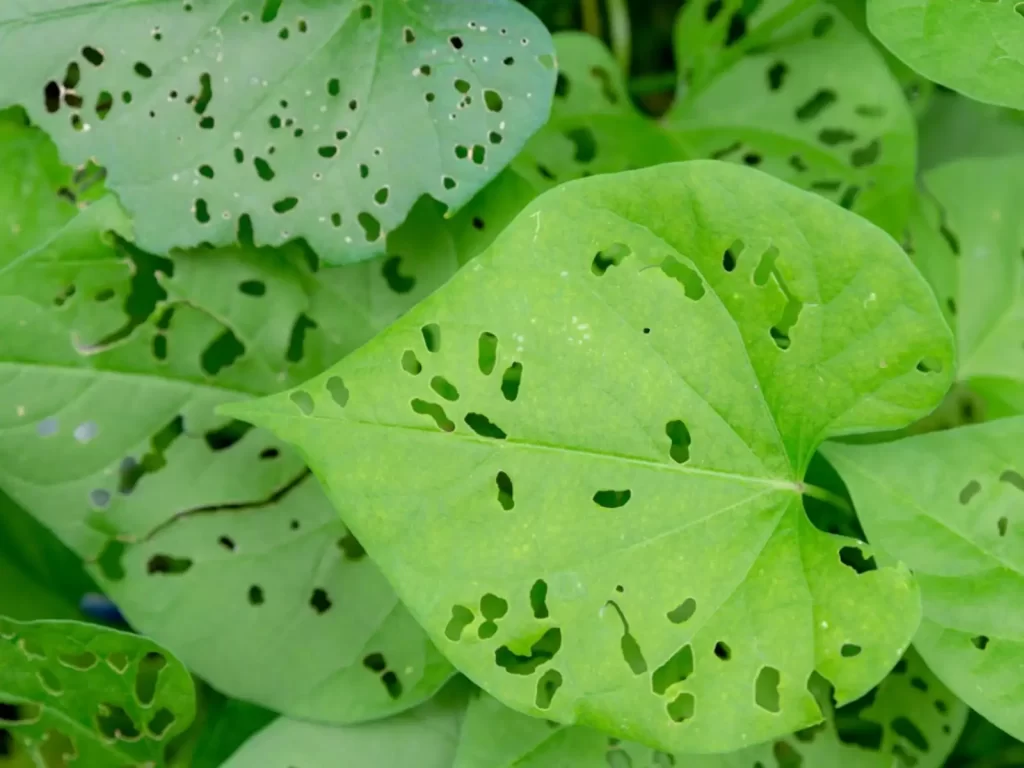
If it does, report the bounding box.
[227,161,953,752]
[0,617,195,767]
[868,0,1024,110]
[825,417,1024,741]
[0,0,555,263]
[0,111,455,722]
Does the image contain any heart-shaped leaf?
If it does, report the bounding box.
[824,417,1024,741]
[0,111,454,722]
[0,617,195,767]
[868,0,1024,110]
[226,161,953,752]
[667,6,916,236]
[0,0,555,263]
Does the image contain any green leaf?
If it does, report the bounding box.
[454,650,967,768]
[225,161,953,753]
[867,0,1024,110]
[0,0,555,264]
[905,156,1024,395]
[220,680,471,768]
[0,111,454,722]
[666,5,917,236]
[181,688,276,768]
[0,617,195,767]
[824,417,1024,741]
[918,92,1024,171]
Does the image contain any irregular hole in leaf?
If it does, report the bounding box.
[916,357,943,374]
[891,716,929,752]
[812,12,835,37]
[851,140,880,168]
[1000,469,1024,492]
[605,601,647,674]
[565,127,597,163]
[96,704,141,740]
[660,256,705,300]
[134,652,167,706]
[666,692,695,723]
[289,390,314,416]
[58,651,98,671]
[840,643,862,658]
[200,328,245,376]
[593,489,632,508]
[705,0,723,21]
[204,420,252,452]
[959,480,981,505]
[501,362,523,402]
[819,128,856,146]
[589,65,619,104]
[358,212,381,241]
[755,666,781,713]
[592,242,631,276]
[148,708,175,738]
[338,532,366,560]
[495,628,562,675]
[555,72,569,97]
[723,239,744,272]
[261,0,282,23]
[402,349,423,375]
[496,471,515,510]
[430,376,460,402]
[119,415,183,495]
[839,545,877,574]
[998,517,1008,537]
[478,332,498,375]
[465,413,506,440]
[218,536,236,551]
[665,420,692,463]
[772,742,803,767]
[97,539,127,582]
[147,554,193,575]
[971,635,989,650]
[714,641,731,661]
[839,186,860,211]
[445,605,474,641]
[90,488,111,509]
[767,61,788,91]
[536,669,563,709]
[381,255,415,294]
[652,644,693,695]
[795,89,837,122]
[531,580,549,619]
[248,585,265,606]
[421,323,441,352]
[310,588,332,615]
[38,668,63,695]
[326,376,350,408]
[411,399,455,432]
[667,598,696,624]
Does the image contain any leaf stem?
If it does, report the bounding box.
[799,482,854,514]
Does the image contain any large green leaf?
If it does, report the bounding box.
[454,650,966,768]
[220,680,471,768]
[0,111,454,721]
[904,156,1024,417]
[0,0,555,264]
[667,5,917,236]
[0,617,195,767]
[226,161,954,753]
[867,0,1024,110]
[824,417,1024,742]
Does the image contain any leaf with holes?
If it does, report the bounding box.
[0,0,555,264]
[824,417,1024,742]
[221,680,471,768]
[0,111,455,723]
[453,650,966,768]
[225,161,954,753]
[0,616,195,767]
[867,0,1024,111]
[904,156,1024,418]
[666,4,916,236]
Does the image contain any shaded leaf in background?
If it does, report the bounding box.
[0,617,195,767]
[0,0,556,263]
[868,0,1024,111]
[917,92,1024,172]
[453,649,965,768]
[227,162,953,753]
[904,156,1024,420]
[667,4,917,236]
[0,111,453,722]
[825,417,1024,742]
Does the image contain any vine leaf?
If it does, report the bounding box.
[666,5,916,236]
[226,161,953,752]
[868,0,1024,111]
[0,0,555,264]
[0,616,195,767]
[0,110,455,722]
[825,417,1024,742]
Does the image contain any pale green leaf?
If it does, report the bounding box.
[0,111,454,722]
[868,0,1024,110]
[0,617,195,767]
[226,161,953,753]
[667,6,917,236]
[824,417,1024,741]
[220,680,471,768]
[0,0,555,264]
[455,650,966,768]
[905,156,1024,395]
